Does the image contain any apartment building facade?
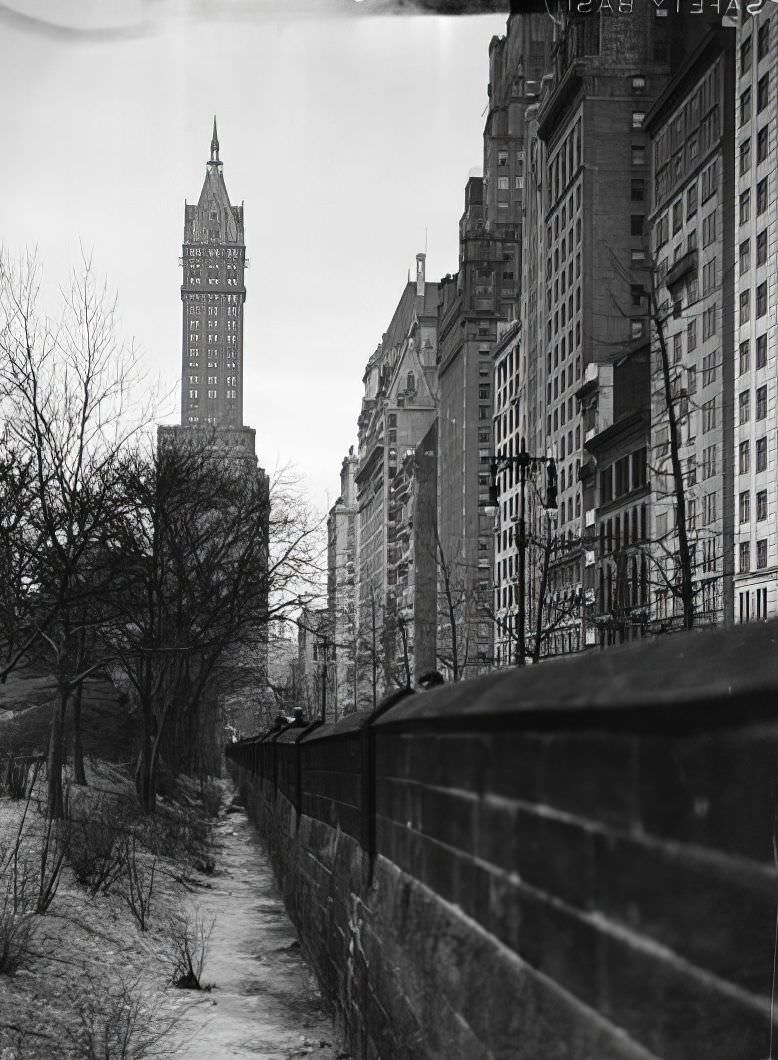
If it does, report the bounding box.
[734,4,778,622]
[645,25,736,631]
[354,258,438,706]
[327,448,359,717]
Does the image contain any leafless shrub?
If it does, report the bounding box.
[35,810,70,914]
[3,756,30,801]
[162,908,215,990]
[66,974,173,1060]
[119,835,156,931]
[68,804,127,897]
[0,879,36,975]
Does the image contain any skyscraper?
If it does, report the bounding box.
[161,119,258,465]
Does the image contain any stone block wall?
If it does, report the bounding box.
[227,620,778,1060]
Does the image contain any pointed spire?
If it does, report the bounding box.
[209,116,220,165]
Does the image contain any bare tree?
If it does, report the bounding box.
[0,250,151,817]
[100,442,322,812]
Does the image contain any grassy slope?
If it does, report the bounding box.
[0,672,137,763]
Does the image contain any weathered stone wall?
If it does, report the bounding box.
[227,621,778,1060]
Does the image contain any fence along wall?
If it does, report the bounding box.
[226,620,778,1060]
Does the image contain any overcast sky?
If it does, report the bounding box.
[0,0,506,514]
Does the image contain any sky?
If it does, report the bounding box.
[0,0,507,516]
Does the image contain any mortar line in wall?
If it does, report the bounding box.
[377,813,776,1019]
[378,776,778,886]
[372,852,664,1060]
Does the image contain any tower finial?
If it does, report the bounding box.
[209,116,220,165]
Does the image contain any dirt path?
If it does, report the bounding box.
[165,800,345,1060]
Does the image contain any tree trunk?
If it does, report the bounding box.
[652,289,695,629]
[136,703,157,814]
[72,682,87,786]
[46,689,69,819]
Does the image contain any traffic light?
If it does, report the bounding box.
[545,459,558,509]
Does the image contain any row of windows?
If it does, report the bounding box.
[599,448,647,505]
[187,389,238,401]
[738,384,769,424]
[739,586,769,623]
[738,176,770,224]
[739,71,771,125]
[739,124,770,174]
[739,539,769,572]
[655,159,718,250]
[739,229,770,273]
[740,20,771,73]
[739,281,769,323]
[188,375,238,385]
[599,505,649,555]
[738,436,769,474]
[738,488,769,524]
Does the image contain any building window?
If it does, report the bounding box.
[740,189,751,225]
[687,318,697,351]
[739,439,750,474]
[757,177,768,214]
[672,199,683,234]
[673,333,683,363]
[740,541,751,574]
[757,490,768,521]
[740,138,752,175]
[702,305,716,340]
[740,490,751,523]
[740,289,751,323]
[497,150,508,166]
[758,19,769,60]
[756,282,767,318]
[631,178,645,202]
[702,258,717,295]
[757,539,768,569]
[742,33,753,71]
[757,73,769,113]
[702,351,716,387]
[756,384,768,419]
[687,182,698,217]
[632,111,646,129]
[740,239,751,275]
[632,145,646,166]
[741,86,752,124]
[757,124,768,163]
[757,436,768,472]
[757,334,767,369]
[757,228,768,266]
[702,396,717,432]
[497,176,510,191]
[703,492,717,526]
[702,444,717,480]
[701,158,718,201]
[739,390,751,424]
[630,214,644,236]
[740,339,750,374]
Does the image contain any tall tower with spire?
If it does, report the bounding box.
[172,118,256,461]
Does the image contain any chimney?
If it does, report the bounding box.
[416,252,426,297]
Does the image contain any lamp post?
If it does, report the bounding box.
[482,437,557,667]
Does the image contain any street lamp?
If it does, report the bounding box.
[483,437,558,667]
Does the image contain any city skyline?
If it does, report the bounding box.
[0,4,505,514]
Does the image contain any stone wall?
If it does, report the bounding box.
[227,620,778,1060]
